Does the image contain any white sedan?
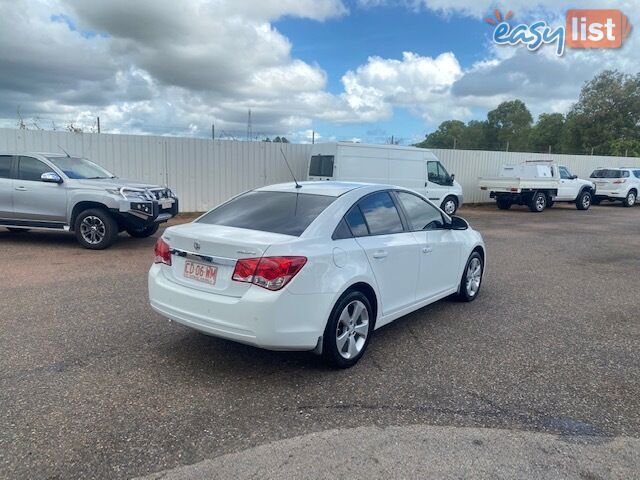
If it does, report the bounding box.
[148,182,486,368]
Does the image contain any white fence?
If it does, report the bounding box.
[0,128,634,209]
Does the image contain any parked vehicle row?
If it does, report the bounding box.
[0,152,179,249]
[478,161,595,212]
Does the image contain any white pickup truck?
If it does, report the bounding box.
[478,162,595,212]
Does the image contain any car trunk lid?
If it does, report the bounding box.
[162,223,295,297]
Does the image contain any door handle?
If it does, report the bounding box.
[15,186,27,191]
[372,250,388,259]
[422,246,433,254]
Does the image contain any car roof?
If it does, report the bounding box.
[255,181,380,197]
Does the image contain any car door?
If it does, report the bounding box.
[0,155,14,219]
[394,191,462,301]
[425,160,450,204]
[557,166,578,200]
[347,191,419,316]
[13,156,67,223]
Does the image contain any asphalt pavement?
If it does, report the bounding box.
[1,203,639,479]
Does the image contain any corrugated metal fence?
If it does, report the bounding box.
[0,128,634,209]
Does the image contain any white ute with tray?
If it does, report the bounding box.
[478,161,595,212]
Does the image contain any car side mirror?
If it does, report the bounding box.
[570,175,578,180]
[446,215,469,230]
[41,172,63,184]
[450,174,455,181]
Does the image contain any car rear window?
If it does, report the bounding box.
[590,169,626,179]
[197,191,336,236]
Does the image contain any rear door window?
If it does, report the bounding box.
[0,155,12,178]
[344,206,368,237]
[197,191,335,236]
[357,191,404,236]
[309,155,334,177]
[634,170,640,179]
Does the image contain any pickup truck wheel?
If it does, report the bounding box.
[496,197,512,210]
[74,209,117,250]
[457,252,483,302]
[576,190,592,210]
[6,227,30,233]
[528,192,547,212]
[623,190,636,207]
[441,196,458,215]
[126,223,160,238]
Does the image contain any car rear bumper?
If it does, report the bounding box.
[594,190,626,199]
[148,264,331,351]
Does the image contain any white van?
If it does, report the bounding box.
[307,142,464,215]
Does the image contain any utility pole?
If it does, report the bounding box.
[391,135,394,145]
[246,108,252,141]
[453,137,457,149]
[591,147,594,155]
[211,124,215,141]
[548,145,552,154]
[97,116,101,133]
[312,130,315,144]
[506,140,509,152]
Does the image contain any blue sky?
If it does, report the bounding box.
[275,3,492,143]
[1,0,637,143]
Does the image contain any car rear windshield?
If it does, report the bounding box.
[590,169,625,179]
[197,191,336,236]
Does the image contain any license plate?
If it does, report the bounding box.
[160,199,174,209]
[183,260,217,285]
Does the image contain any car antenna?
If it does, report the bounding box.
[57,145,71,157]
[280,148,302,189]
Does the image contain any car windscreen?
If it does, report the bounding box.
[46,156,115,179]
[590,169,624,179]
[309,155,334,177]
[197,191,336,236]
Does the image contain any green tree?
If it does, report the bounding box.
[563,70,640,155]
[486,100,533,151]
[458,120,490,150]
[529,113,565,153]
[417,120,466,148]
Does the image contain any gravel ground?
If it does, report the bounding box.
[1,203,639,479]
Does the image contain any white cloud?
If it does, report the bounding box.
[1,0,639,139]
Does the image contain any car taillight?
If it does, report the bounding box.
[232,256,307,291]
[154,238,172,265]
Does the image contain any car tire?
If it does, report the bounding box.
[74,208,118,250]
[322,291,374,369]
[623,190,636,208]
[575,190,592,210]
[126,223,160,238]
[456,252,484,302]
[528,192,547,212]
[440,196,458,215]
[6,227,30,233]
[496,197,512,210]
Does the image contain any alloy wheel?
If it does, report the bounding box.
[80,216,106,245]
[335,300,369,359]
[465,257,482,297]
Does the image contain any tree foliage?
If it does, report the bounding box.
[417,70,640,157]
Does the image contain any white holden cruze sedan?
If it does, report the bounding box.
[148,182,486,368]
